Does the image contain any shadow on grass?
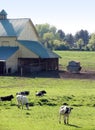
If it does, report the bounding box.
[68,124,81,128]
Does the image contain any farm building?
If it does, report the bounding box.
[0,9,60,75]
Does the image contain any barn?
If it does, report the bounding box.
[0,9,60,75]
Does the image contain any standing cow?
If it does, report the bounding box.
[16,95,29,110]
[59,104,73,124]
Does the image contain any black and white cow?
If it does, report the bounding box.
[35,90,47,97]
[0,95,14,102]
[59,104,73,124]
[16,95,29,110]
[16,91,30,96]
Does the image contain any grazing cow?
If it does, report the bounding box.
[59,104,73,124]
[16,95,29,110]
[16,91,30,96]
[35,90,47,97]
[0,95,14,102]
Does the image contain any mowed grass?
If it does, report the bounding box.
[56,51,95,71]
[0,51,95,130]
[0,76,95,130]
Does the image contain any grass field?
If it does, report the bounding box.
[56,51,95,71]
[0,51,95,130]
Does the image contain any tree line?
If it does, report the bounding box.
[35,23,95,51]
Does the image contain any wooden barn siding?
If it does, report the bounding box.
[0,37,18,46]
[18,58,59,73]
[17,43,39,58]
[6,50,19,74]
[18,20,39,41]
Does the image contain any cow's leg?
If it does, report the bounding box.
[26,103,29,110]
[67,115,69,124]
[64,115,66,124]
[17,103,20,108]
[21,103,23,109]
[17,100,20,108]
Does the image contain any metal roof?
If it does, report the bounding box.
[18,40,60,58]
[0,46,19,61]
[0,9,7,15]
[0,19,29,36]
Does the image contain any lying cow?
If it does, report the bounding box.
[16,91,30,96]
[0,95,14,102]
[59,104,73,124]
[16,95,29,110]
[35,90,47,97]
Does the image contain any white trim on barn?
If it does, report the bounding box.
[0,9,60,75]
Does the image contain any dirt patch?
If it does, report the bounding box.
[59,70,95,79]
[31,70,95,79]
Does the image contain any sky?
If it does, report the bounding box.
[1,0,95,35]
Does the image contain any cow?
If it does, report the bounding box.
[35,90,47,97]
[0,95,14,102]
[16,91,30,96]
[16,95,29,110]
[59,104,73,124]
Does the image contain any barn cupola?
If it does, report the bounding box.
[0,9,7,20]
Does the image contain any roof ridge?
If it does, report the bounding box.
[2,18,30,20]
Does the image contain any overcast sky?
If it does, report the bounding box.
[1,0,95,34]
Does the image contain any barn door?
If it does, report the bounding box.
[0,62,6,75]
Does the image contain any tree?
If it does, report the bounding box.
[57,29,65,40]
[76,39,84,50]
[87,33,95,50]
[75,30,89,45]
[53,40,69,50]
[35,23,50,37]
[35,23,91,51]
[50,26,57,34]
[43,32,54,48]
[64,34,74,48]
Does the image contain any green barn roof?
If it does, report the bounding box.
[0,46,19,61]
[0,19,29,36]
[0,9,7,15]
[18,40,60,58]
[0,10,60,59]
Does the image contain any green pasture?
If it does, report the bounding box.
[0,51,95,130]
[0,76,95,130]
[56,51,95,71]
